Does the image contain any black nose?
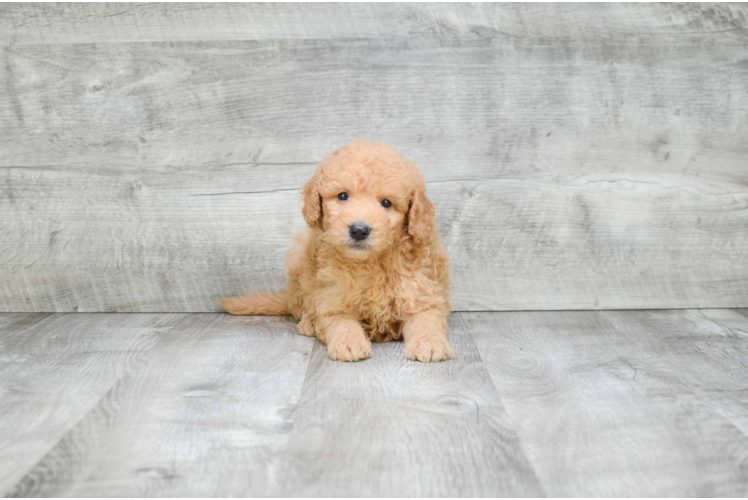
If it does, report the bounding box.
[349,223,371,242]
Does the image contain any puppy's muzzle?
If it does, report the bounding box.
[349,223,371,242]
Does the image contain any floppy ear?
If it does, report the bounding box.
[301,171,323,228]
[407,188,435,244]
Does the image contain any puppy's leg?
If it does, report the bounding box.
[298,313,315,337]
[319,316,372,362]
[403,309,453,362]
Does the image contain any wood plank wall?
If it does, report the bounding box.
[1,3,747,312]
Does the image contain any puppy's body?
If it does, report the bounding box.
[222,139,452,362]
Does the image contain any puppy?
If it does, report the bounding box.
[221,139,452,362]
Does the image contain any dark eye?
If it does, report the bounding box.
[381,199,392,208]
[338,192,348,201]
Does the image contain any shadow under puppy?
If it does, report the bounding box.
[221,139,452,362]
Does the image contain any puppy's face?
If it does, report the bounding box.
[302,140,435,259]
[318,168,409,257]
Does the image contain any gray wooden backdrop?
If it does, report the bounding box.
[1,3,747,312]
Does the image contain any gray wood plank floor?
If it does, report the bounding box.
[1,310,748,497]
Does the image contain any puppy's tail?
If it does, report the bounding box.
[220,290,290,316]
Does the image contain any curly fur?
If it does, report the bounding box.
[221,139,452,362]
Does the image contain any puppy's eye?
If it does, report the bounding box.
[337,192,348,201]
[381,199,392,208]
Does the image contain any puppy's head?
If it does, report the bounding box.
[302,138,435,258]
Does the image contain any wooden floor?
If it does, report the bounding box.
[1,310,748,497]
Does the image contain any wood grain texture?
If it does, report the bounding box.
[273,314,543,497]
[601,308,748,437]
[3,36,748,172]
[465,310,748,497]
[3,310,748,496]
[0,312,183,493]
[7,314,314,497]
[1,3,747,312]
[1,3,746,44]
[2,167,746,312]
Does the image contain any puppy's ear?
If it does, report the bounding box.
[301,171,323,228]
[407,188,435,244]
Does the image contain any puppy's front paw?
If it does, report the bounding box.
[298,314,315,337]
[327,334,372,362]
[405,335,453,362]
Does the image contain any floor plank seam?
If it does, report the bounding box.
[697,309,747,339]
[597,310,748,442]
[453,311,549,498]
[5,382,122,497]
[734,308,748,322]
[1,314,189,496]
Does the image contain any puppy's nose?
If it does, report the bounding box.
[349,223,371,242]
